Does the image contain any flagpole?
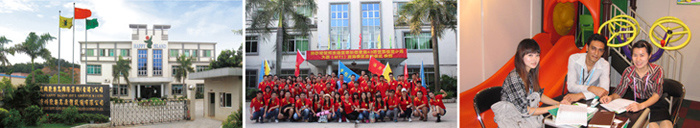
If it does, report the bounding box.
[71,3,75,84]
[58,10,62,84]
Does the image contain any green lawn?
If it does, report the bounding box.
[25,123,85,128]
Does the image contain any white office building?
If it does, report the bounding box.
[80,24,217,100]
[245,0,457,88]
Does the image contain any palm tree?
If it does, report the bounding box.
[174,55,194,97]
[0,36,12,66]
[10,32,55,83]
[246,0,316,74]
[398,0,457,91]
[112,56,131,98]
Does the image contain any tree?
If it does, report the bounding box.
[246,0,316,74]
[209,47,243,69]
[112,56,131,97]
[49,72,71,84]
[10,32,55,83]
[4,69,12,85]
[174,55,194,96]
[398,0,457,91]
[0,36,12,66]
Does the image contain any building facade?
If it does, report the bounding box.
[245,0,457,88]
[189,67,242,121]
[80,24,216,100]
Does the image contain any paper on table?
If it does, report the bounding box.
[555,104,588,126]
[600,98,637,114]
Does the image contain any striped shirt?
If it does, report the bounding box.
[501,69,541,114]
[613,63,664,100]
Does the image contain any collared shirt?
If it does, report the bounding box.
[566,53,611,100]
[501,69,541,114]
[613,63,664,100]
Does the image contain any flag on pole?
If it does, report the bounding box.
[420,61,426,87]
[74,7,91,19]
[346,34,351,49]
[389,36,393,49]
[59,16,73,29]
[327,37,331,50]
[368,56,385,75]
[295,50,306,77]
[359,34,362,49]
[86,18,98,30]
[336,36,341,50]
[377,34,381,49]
[338,61,359,82]
[258,60,265,84]
[382,62,392,81]
[403,62,408,81]
[264,60,271,75]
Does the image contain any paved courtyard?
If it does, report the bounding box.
[244,102,457,128]
[116,99,222,128]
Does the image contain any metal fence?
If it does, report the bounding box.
[110,100,189,126]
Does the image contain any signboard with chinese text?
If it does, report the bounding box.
[40,84,111,117]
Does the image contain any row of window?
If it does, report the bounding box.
[85,49,212,58]
[87,63,209,76]
[245,31,432,54]
[170,49,212,58]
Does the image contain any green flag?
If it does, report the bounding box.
[86,18,98,30]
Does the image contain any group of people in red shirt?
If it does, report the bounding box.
[249,71,448,124]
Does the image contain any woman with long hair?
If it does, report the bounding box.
[358,92,371,123]
[494,39,561,127]
[333,92,344,122]
[372,91,387,122]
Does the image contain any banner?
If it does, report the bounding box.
[306,49,407,60]
[40,84,110,116]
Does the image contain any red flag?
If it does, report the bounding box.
[368,56,385,75]
[74,7,92,19]
[359,34,362,49]
[404,63,408,81]
[295,50,306,77]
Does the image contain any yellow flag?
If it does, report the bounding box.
[59,16,73,29]
[377,34,381,49]
[382,62,392,81]
[264,60,271,75]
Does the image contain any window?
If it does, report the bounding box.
[172,66,179,76]
[120,49,130,57]
[108,49,115,56]
[245,36,259,53]
[283,36,309,52]
[183,49,190,57]
[170,49,179,57]
[87,65,101,75]
[112,84,127,96]
[86,49,94,56]
[407,67,434,87]
[196,66,209,72]
[221,92,232,107]
[246,70,258,88]
[191,50,198,57]
[196,84,204,99]
[362,3,381,49]
[99,49,106,56]
[404,32,433,50]
[138,50,148,76]
[203,50,212,57]
[330,4,350,50]
[280,69,308,78]
[153,50,162,76]
[393,2,407,25]
[172,84,183,95]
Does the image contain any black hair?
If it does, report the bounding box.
[256,91,263,94]
[632,40,652,55]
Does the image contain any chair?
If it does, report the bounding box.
[473,87,503,128]
[577,15,594,46]
[662,78,685,125]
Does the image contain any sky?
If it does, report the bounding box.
[0,0,244,64]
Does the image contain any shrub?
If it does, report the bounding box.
[2,109,23,128]
[23,105,44,126]
[60,106,79,125]
[45,113,62,123]
[246,88,258,101]
[222,106,242,128]
[77,113,109,123]
[110,97,125,103]
[0,108,8,125]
